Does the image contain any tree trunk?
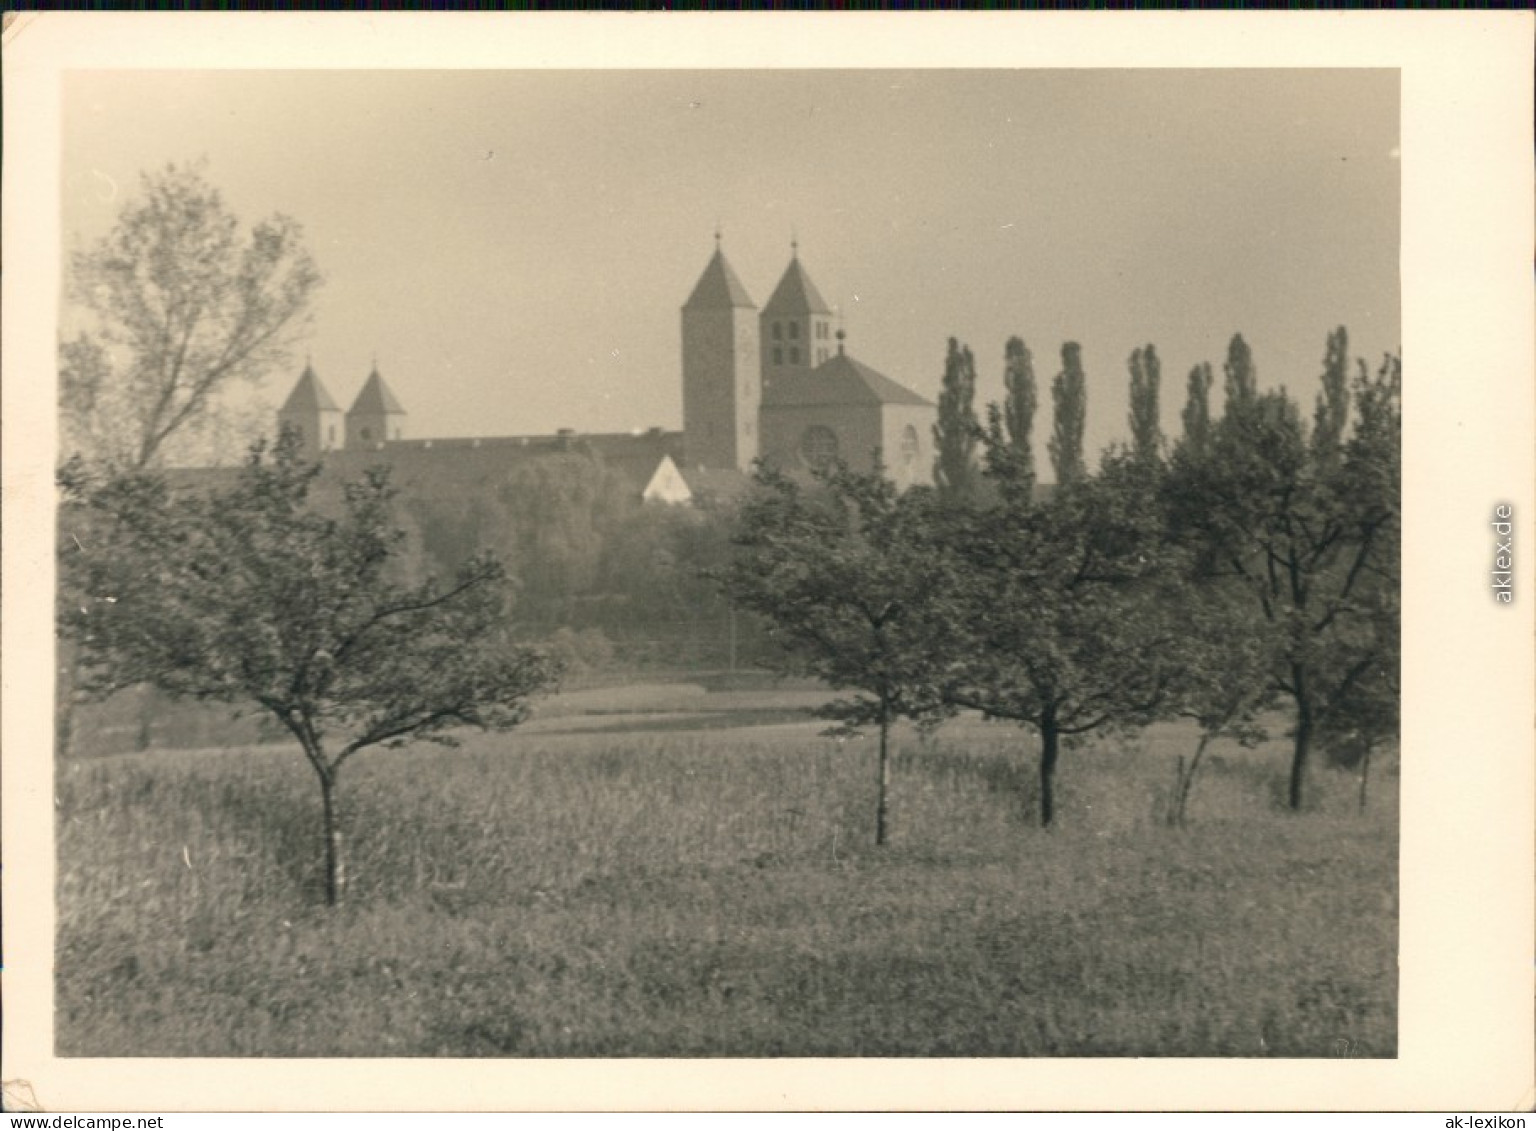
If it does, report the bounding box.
[1357,746,1372,814]
[1174,733,1212,828]
[1039,720,1059,827]
[875,713,891,847]
[319,771,345,906]
[1289,678,1313,812]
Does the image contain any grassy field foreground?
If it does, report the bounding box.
[56,699,1397,1058]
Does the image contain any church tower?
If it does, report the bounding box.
[681,235,760,471]
[277,361,344,458]
[346,362,407,449]
[760,242,835,388]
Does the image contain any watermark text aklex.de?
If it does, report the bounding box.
[1491,503,1514,603]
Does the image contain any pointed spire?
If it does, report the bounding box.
[350,364,406,415]
[683,240,756,309]
[762,251,833,316]
[280,362,339,413]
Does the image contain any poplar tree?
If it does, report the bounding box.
[933,338,980,502]
[1312,326,1352,466]
[1001,336,1037,474]
[1128,344,1164,466]
[1181,362,1214,455]
[1047,342,1087,486]
[1222,333,1257,410]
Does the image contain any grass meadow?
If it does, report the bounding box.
[56,685,1398,1058]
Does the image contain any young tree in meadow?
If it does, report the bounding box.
[1127,344,1164,466]
[717,463,959,845]
[1163,335,1400,811]
[1047,342,1088,486]
[61,162,322,471]
[1162,587,1273,827]
[58,431,559,905]
[1180,362,1214,455]
[932,338,980,502]
[946,446,1178,827]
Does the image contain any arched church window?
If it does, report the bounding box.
[799,425,839,470]
[900,425,920,466]
[360,426,373,443]
[328,424,336,445]
[789,347,800,365]
[789,322,800,340]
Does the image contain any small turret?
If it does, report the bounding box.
[346,360,407,448]
[277,360,344,458]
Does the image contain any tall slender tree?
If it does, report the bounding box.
[1312,326,1352,466]
[1181,362,1214,455]
[1222,333,1257,411]
[1128,344,1164,466]
[1001,336,1038,470]
[933,338,980,502]
[1048,342,1088,486]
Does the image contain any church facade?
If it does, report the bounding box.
[681,240,933,488]
[276,242,934,503]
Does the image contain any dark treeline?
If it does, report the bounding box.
[721,328,1401,834]
[395,455,772,675]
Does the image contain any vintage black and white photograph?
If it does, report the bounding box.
[6,10,1532,1113]
[49,63,1403,1060]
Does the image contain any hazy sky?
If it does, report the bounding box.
[61,69,1399,463]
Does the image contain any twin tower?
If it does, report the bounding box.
[681,239,837,472]
[277,361,406,456]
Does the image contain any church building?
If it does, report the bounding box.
[275,239,934,504]
[681,238,934,488]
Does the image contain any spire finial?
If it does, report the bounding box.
[714,221,722,250]
[791,230,798,259]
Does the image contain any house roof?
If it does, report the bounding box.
[349,368,406,416]
[683,248,757,310]
[279,365,340,413]
[762,349,932,409]
[762,256,833,316]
